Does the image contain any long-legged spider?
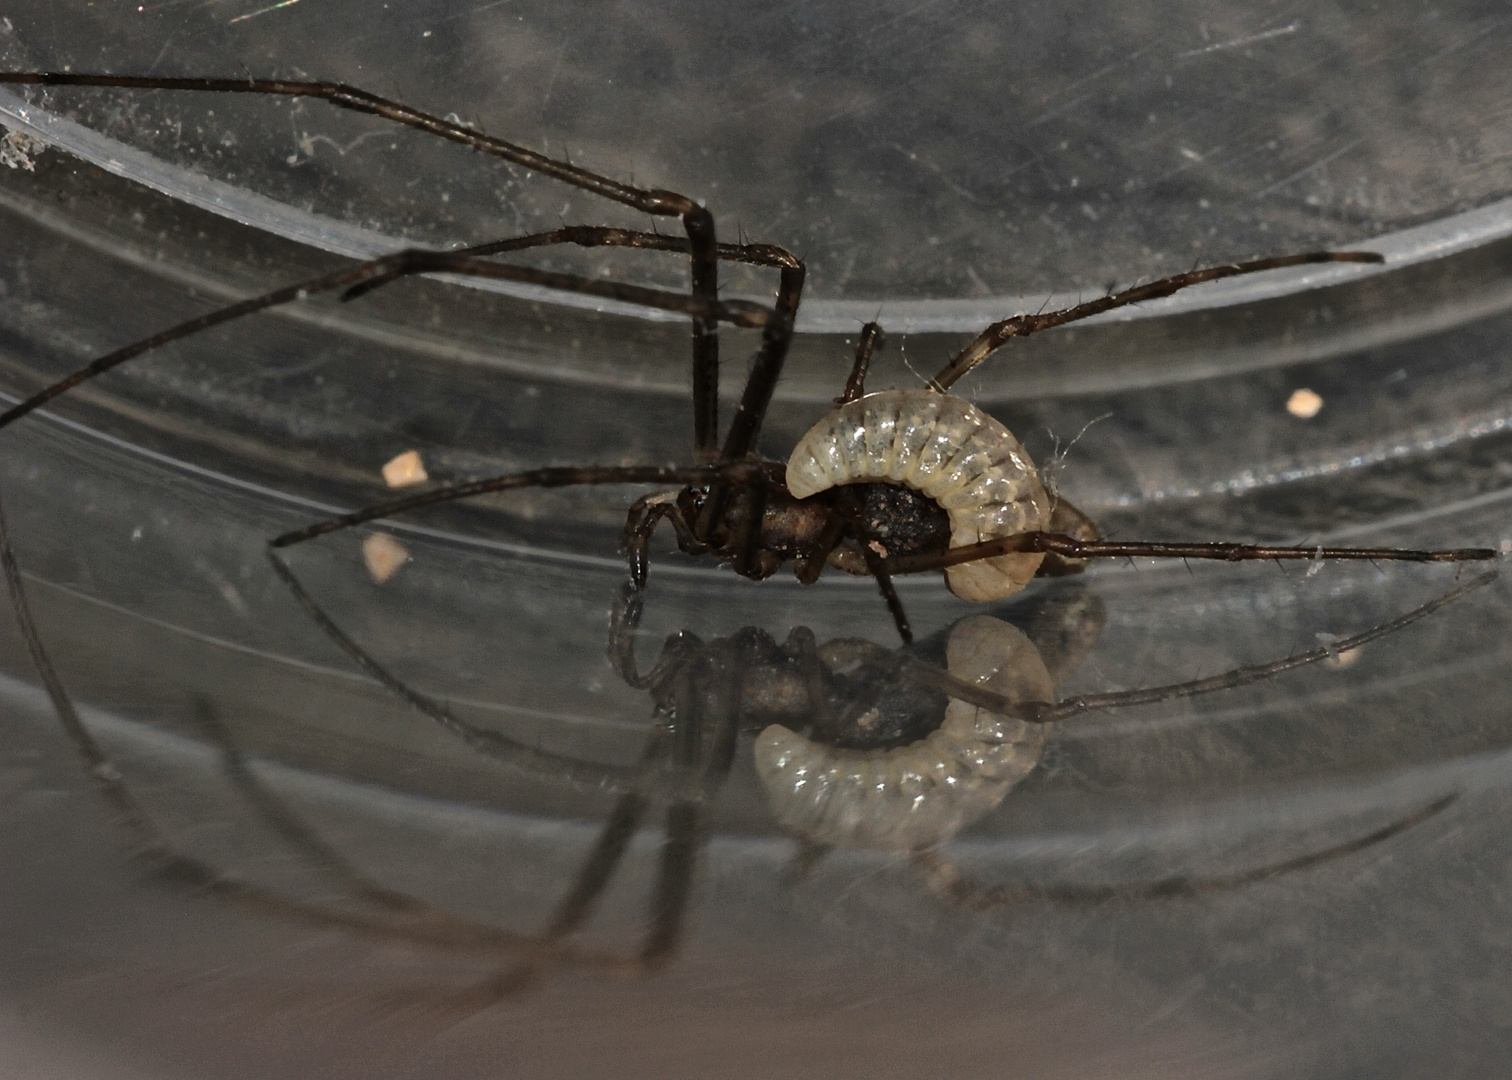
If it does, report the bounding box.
[0,71,1499,991]
[0,73,1493,639]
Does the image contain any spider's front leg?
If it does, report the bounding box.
[929,250,1387,390]
[623,489,706,591]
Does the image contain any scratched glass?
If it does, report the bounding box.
[3,2,1512,1077]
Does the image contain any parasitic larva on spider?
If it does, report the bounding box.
[784,389,1057,602]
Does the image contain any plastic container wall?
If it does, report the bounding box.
[3,3,1512,1078]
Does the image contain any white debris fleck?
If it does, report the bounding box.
[1305,545,1324,577]
[363,532,410,584]
[0,129,46,171]
[1316,631,1362,668]
[1286,388,1324,419]
[381,449,428,488]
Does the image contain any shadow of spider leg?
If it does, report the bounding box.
[193,681,675,1006]
[256,560,752,1000]
[907,574,1495,908]
[0,229,781,912]
[748,574,1494,906]
[184,694,647,987]
[0,499,635,977]
[487,580,762,993]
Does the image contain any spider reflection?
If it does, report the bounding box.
[244,565,1484,1001]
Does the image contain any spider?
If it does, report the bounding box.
[0,72,1497,995]
[0,72,1493,648]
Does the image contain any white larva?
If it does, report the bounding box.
[752,615,1053,851]
[785,389,1051,602]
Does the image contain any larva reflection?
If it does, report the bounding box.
[753,616,1053,851]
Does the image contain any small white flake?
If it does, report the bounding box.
[363,532,410,584]
[1287,388,1324,419]
[382,449,428,488]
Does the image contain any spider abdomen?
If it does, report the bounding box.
[785,389,1051,601]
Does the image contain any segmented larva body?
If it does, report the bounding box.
[753,616,1053,851]
[785,389,1051,602]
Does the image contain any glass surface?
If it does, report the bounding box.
[2,3,1512,1078]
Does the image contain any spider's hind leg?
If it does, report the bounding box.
[932,249,1387,389]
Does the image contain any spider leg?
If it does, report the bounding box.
[0,72,737,449]
[715,262,806,462]
[0,72,813,460]
[862,547,913,645]
[624,491,706,591]
[838,321,884,404]
[468,225,801,271]
[792,507,850,585]
[731,480,770,579]
[884,532,1498,577]
[270,461,774,550]
[344,225,802,303]
[835,487,913,643]
[0,250,767,434]
[931,250,1385,389]
[911,792,1458,908]
[0,73,708,219]
[1034,498,1102,577]
[689,261,804,539]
